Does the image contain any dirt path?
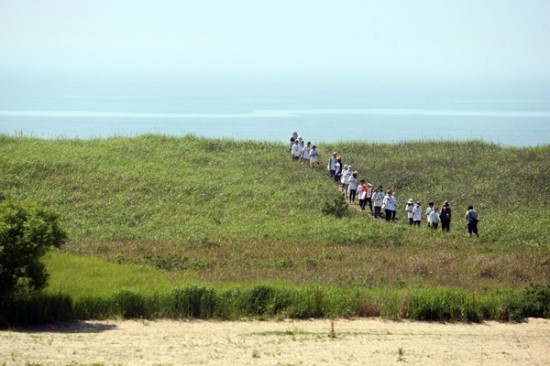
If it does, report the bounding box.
[2,318,549,366]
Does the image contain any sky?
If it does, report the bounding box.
[1,0,550,83]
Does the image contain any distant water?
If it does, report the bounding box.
[1,74,549,147]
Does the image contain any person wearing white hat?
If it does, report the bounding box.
[412,202,422,226]
[406,198,415,225]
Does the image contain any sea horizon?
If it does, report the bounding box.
[1,75,549,147]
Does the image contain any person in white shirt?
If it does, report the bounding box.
[289,131,298,152]
[412,202,422,226]
[342,166,353,198]
[340,165,348,190]
[357,180,365,210]
[426,202,434,227]
[291,140,301,160]
[406,199,414,225]
[428,207,440,229]
[328,152,337,178]
[309,145,319,169]
[364,182,374,214]
[301,141,311,164]
[372,186,384,218]
[383,189,397,222]
[465,205,479,237]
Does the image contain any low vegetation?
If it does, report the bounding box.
[0,134,548,325]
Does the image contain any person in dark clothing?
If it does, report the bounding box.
[440,200,452,232]
[465,205,479,237]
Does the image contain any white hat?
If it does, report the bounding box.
[407,199,414,204]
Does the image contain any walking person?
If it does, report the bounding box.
[465,205,479,237]
[383,189,397,222]
[334,156,343,183]
[440,201,452,232]
[291,139,301,160]
[309,145,319,169]
[412,202,422,226]
[340,165,348,191]
[426,202,435,227]
[364,182,374,214]
[289,131,298,152]
[372,186,385,219]
[406,199,414,225]
[358,179,366,211]
[328,152,338,178]
[348,172,358,204]
[301,141,312,164]
[429,207,440,229]
[342,166,353,198]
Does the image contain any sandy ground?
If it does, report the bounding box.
[1,318,549,366]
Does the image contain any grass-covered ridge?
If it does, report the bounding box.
[2,134,548,244]
[1,134,549,323]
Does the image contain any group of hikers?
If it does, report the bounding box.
[289,132,480,237]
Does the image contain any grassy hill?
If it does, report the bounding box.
[1,134,549,322]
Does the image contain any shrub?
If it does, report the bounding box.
[0,201,66,306]
[523,284,550,318]
[321,194,349,218]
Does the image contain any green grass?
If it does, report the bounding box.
[1,134,549,323]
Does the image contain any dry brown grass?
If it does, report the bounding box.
[64,236,550,290]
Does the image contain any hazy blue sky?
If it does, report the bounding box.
[1,0,549,82]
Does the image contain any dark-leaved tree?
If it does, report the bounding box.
[0,201,67,306]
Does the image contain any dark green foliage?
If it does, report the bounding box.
[1,293,73,326]
[522,284,550,318]
[73,296,118,320]
[169,286,219,319]
[322,193,349,218]
[3,284,550,325]
[287,287,326,318]
[0,201,66,304]
[114,290,148,319]
[246,286,276,315]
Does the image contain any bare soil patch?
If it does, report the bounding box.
[1,318,549,365]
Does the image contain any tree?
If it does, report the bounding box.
[0,201,66,304]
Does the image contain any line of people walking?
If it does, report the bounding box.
[289,132,479,236]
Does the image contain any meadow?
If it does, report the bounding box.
[0,134,549,324]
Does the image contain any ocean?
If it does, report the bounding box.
[1,74,549,147]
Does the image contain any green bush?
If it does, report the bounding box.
[523,284,550,318]
[0,201,66,307]
[322,193,349,218]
